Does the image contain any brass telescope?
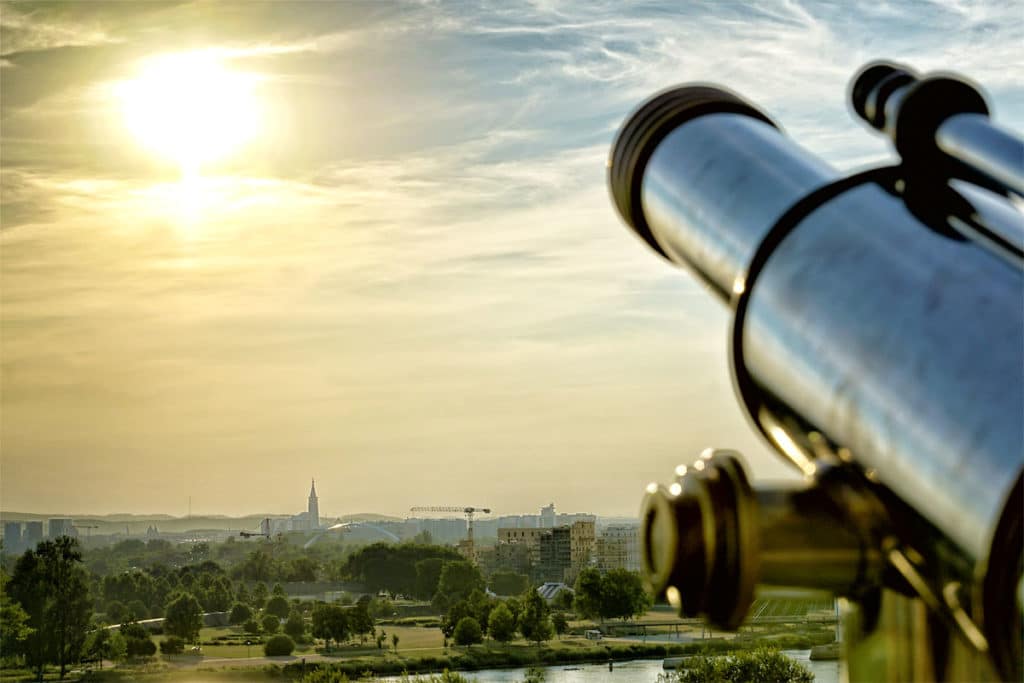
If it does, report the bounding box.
[610,62,1023,681]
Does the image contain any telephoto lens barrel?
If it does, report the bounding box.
[611,71,1023,679]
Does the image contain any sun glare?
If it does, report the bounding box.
[117,52,262,177]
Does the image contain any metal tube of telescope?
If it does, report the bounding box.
[937,114,1024,197]
[610,84,1024,573]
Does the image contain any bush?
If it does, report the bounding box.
[126,636,157,657]
[264,634,295,656]
[160,636,184,655]
[243,618,261,634]
[667,647,814,683]
[262,614,280,634]
[453,616,483,646]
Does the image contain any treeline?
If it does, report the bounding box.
[341,543,463,598]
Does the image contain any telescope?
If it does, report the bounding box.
[610,62,1023,681]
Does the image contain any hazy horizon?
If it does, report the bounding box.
[3,1,1022,519]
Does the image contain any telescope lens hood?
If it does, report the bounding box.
[609,85,775,260]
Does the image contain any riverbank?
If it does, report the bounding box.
[72,630,834,682]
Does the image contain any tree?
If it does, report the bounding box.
[415,557,445,600]
[284,609,305,640]
[599,569,651,622]
[518,590,553,647]
[121,623,156,658]
[440,599,474,638]
[572,568,603,620]
[229,602,252,625]
[264,634,295,656]
[272,582,286,597]
[286,557,319,582]
[251,581,269,610]
[0,571,34,659]
[489,571,529,596]
[160,636,185,655]
[468,589,495,634]
[265,595,291,620]
[551,612,569,639]
[127,599,149,622]
[453,616,483,646]
[164,593,203,642]
[106,600,128,623]
[311,603,349,650]
[488,603,515,646]
[433,560,484,611]
[8,537,93,680]
[262,613,280,634]
[348,598,375,643]
[235,583,251,607]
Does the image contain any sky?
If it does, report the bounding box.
[2,0,1022,519]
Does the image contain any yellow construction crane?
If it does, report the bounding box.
[409,506,491,560]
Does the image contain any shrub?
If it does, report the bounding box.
[264,634,295,656]
[126,636,157,657]
[160,635,184,655]
[243,618,261,634]
[262,614,280,634]
[453,616,483,646]
[666,647,814,683]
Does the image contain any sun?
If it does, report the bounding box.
[117,51,262,177]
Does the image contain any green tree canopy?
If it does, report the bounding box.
[229,602,253,625]
[265,595,291,619]
[600,569,652,622]
[433,560,484,612]
[262,613,280,634]
[164,593,204,642]
[311,602,349,649]
[518,590,553,647]
[453,616,483,646]
[284,609,306,639]
[487,603,515,645]
[572,568,603,620]
[8,537,93,680]
[552,612,569,638]
[342,543,461,597]
[489,571,529,596]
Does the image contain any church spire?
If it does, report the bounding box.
[307,478,320,530]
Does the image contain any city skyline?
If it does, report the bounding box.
[3,2,1022,517]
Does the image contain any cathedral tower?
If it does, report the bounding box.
[308,479,320,530]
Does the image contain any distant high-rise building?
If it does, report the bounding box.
[308,479,320,531]
[540,503,556,528]
[23,521,43,546]
[48,518,77,539]
[3,522,22,551]
[595,524,640,573]
[538,526,572,582]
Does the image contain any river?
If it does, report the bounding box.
[377,650,842,682]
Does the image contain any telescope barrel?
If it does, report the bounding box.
[609,88,836,300]
[612,78,1024,666]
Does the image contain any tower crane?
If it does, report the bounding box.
[409,506,491,560]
